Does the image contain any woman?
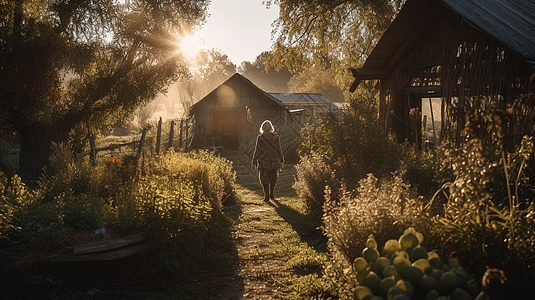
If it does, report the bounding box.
[252,120,284,202]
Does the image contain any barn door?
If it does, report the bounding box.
[213,110,240,148]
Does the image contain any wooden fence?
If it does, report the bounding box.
[87,116,195,164]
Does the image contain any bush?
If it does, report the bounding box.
[424,137,535,294]
[292,152,334,227]
[323,172,423,265]
[1,148,236,287]
[298,112,402,188]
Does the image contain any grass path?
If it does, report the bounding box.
[198,151,328,300]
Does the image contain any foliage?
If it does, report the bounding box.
[186,49,237,100]
[424,136,535,292]
[0,147,236,288]
[400,144,442,200]
[268,0,403,77]
[288,66,345,103]
[323,172,423,265]
[0,174,35,240]
[0,0,209,177]
[238,51,293,93]
[298,111,402,186]
[292,152,333,227]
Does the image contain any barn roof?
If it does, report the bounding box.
[349,0,535,91]
[269,93,340,110]
[190,73,287,113]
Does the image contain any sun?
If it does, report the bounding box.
[179,33,204,60]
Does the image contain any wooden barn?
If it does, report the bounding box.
[349,0,535,149]
[189,73,293,149]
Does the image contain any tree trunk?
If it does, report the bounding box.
[17,120,73,182]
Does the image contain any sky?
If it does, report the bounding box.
[186,0,280,66]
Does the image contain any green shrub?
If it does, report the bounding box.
[323,172,423,265]
[0,173,35,240]
[292,152,333,227]
[298,112,401,188]
[147,150,236,212]
[400,144,442,200]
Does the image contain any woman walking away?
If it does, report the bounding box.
[252,120,285,202]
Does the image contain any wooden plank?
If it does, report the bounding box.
[73,233,147,255]
[47,243,152,262]
[401,85,442,94]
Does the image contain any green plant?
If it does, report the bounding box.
[292,152,333,227]
[350,230,481,300]
[323,172,423,266]
[298,112,402,187]
[425,136,535,296]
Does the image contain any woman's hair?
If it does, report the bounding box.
[260,120,274,134]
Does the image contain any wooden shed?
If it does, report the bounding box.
[269,93,340,124]
[189,73,292,148]
[349,0,535,148]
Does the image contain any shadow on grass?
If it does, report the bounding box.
[270,199,328,254]
[224,150,325,254]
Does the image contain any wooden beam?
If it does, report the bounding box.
[73,232,147,255]
[348,68,391,92]
[400,85,442,94]
[349,67,391,79]
[401,58,442,72]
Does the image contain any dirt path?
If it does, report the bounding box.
[202,151,318,300]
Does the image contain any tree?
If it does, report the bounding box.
[267,0,404,96]
[0,0,209,178]
[288,67,344,103]
[191,48,237,97]
[238,51,292,92]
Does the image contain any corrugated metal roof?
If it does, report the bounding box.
[269,93,340,110]
[442,0,535,70]
[360,0,535,72]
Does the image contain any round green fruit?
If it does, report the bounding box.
[413,258,432,274]
[402,266,424,286]
[399,233,419,249]
[452,287,472,300]
[393,294,411,300]
[429,257,443,270]
[412,246,428,262]
[383,265,398,278]
[387,286,407,300]
[448,257,462,269]
[380,276,396,298]
[425,289,440,300]
[385,239,403,255]
[367,238,378,250]
[354,286,373,300]
[395,279,414,298]
[430,269,445,282]
[439,271,459,292]
[375,256,392,276]
[357,269,370,284]
[420,274,440,293]
[354,257,369,272]
[364,271,382,295]
[393,256,411,275]
[363,247,380,263]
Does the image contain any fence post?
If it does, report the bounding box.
[89,133,96,165]
[136,128,148,163]
[168,120,175,151]
[179,119,184,150]
[184,118,189,152]
[156,117,162,155]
